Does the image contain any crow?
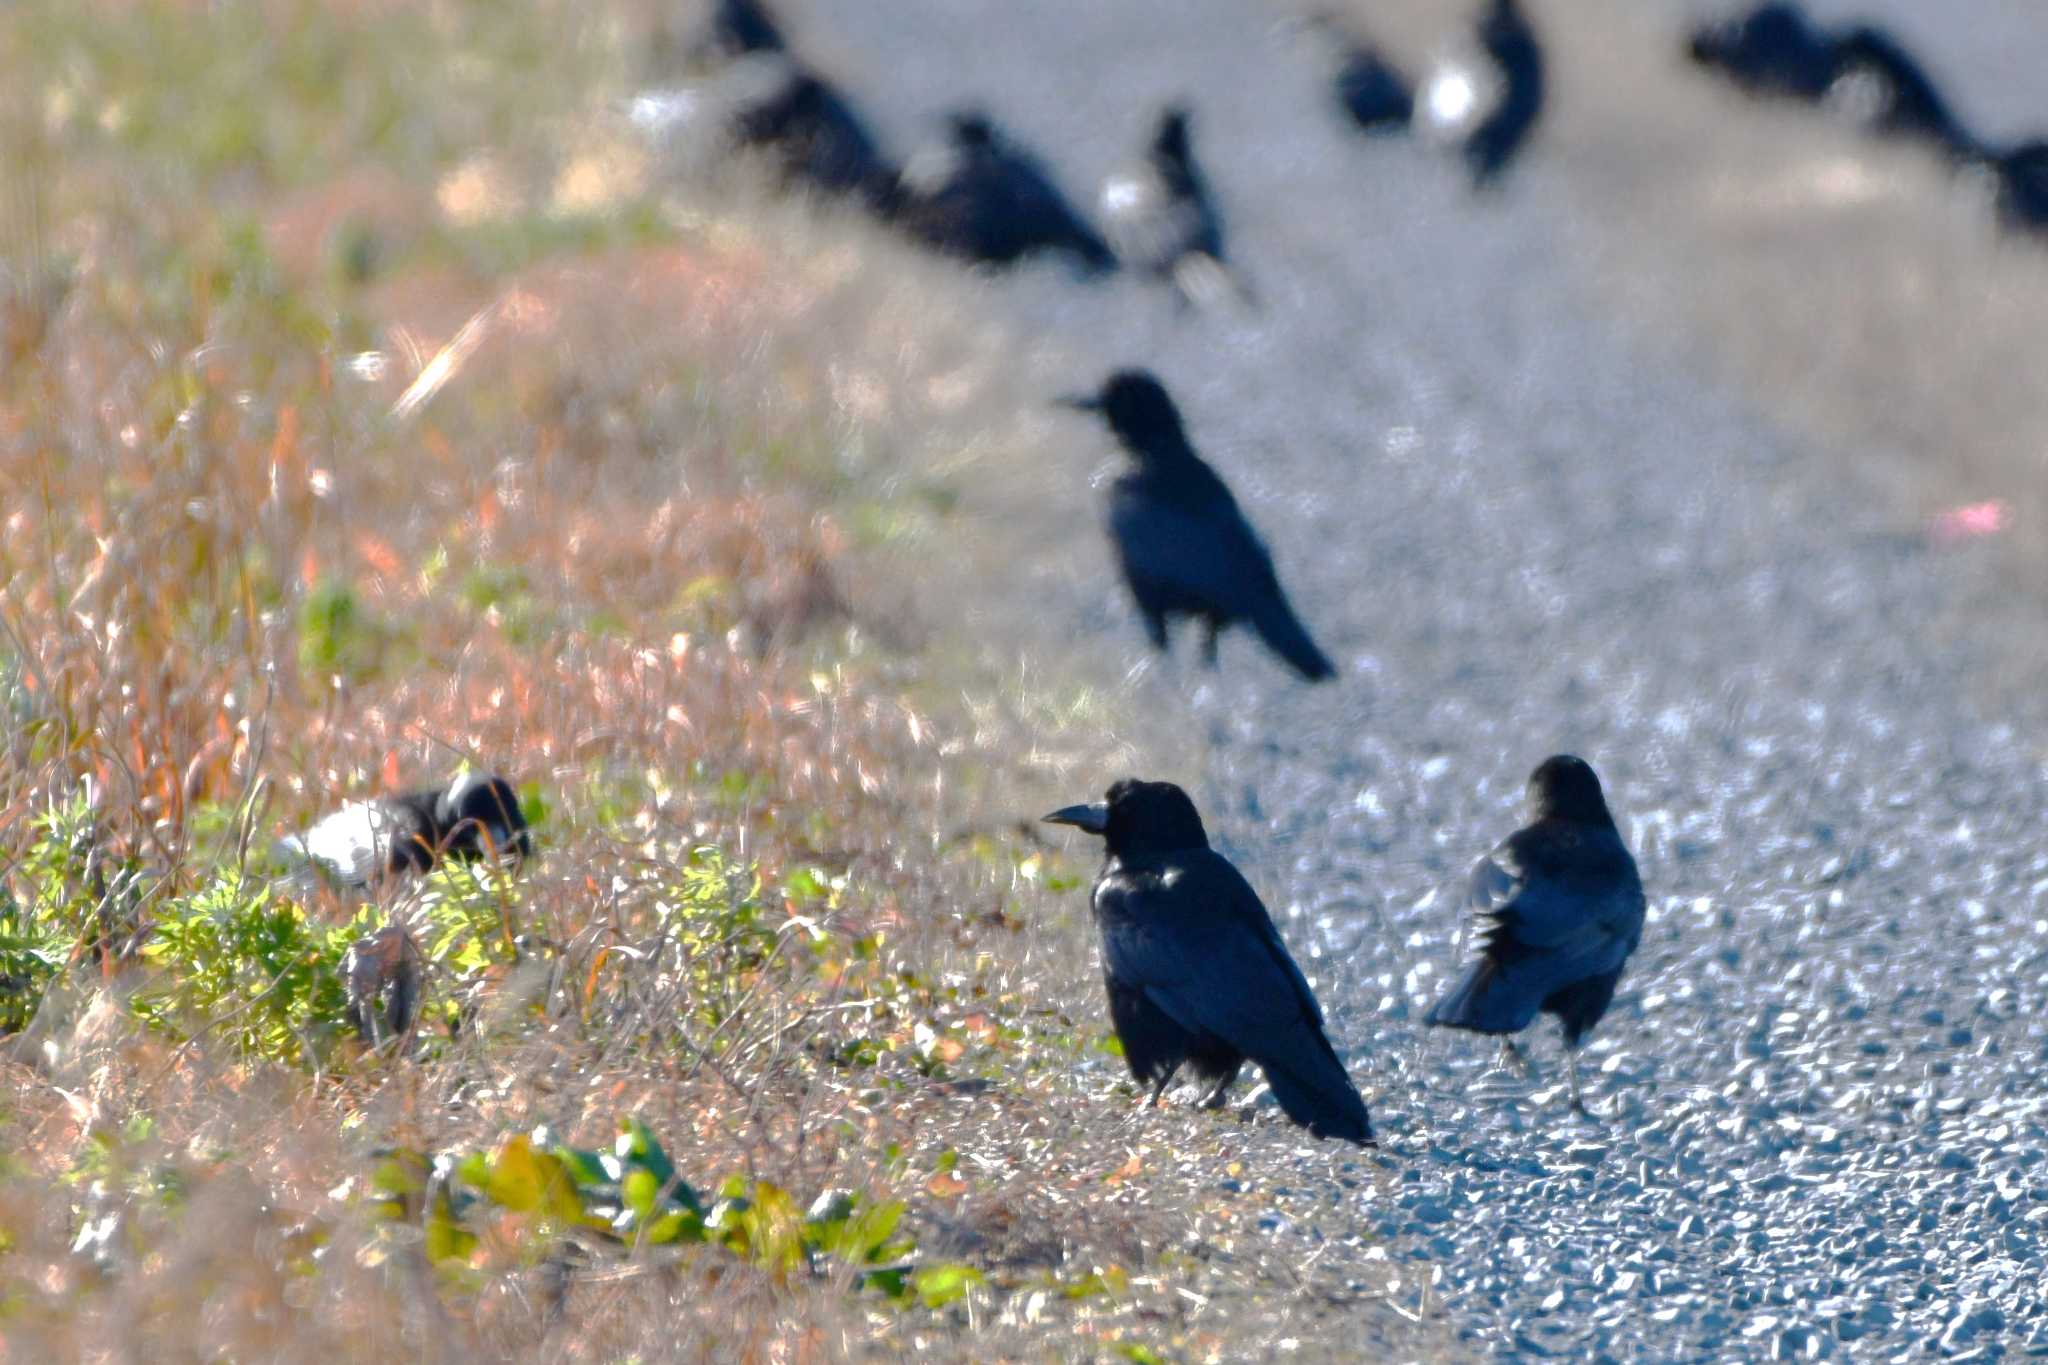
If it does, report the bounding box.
[729,61,900,210]
[890,111,1117,273]
[1310,13,1414,133]
[1687,3,1838,101]
[1099,106,1247,306]
[1461,0,1544,186]
[1044,779,1372,1144]
[1060,370,1337,682]
[276,771,532,889]
[1427,755,1645,1112]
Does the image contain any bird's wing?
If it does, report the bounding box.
[1095,853,1328,1053]
[1109,481,1279,612]
[1467,826,1643,966]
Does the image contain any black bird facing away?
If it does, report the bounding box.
[1686,3,1838,101]
[1463,0,1545,186]
[1099,107,1246,307]
[1061,370,1337,682]
[729,61,900,211]
[277,771,532,889]
[889,112,1117,273]
[1044,780,1372,1144]
[1427,756,1646,1112]
[1688,6,1969,156]
[1313,14,1414,134]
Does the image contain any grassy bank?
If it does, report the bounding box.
[0,2,1426,1358]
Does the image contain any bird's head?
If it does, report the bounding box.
[1153,105,1193,161]
[436,772,533,863]
[1525,754,1612,826]
[1057,369,1188,454]
[947,111,997,150]
[1043,778,1209,857]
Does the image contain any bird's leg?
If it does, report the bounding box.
[1497,1037,1528,1074]
[1566,1051,1587,1114]
[1148,1066,1181,1108]
[1200,618,1221,669]
[1198,1075,1235,1110]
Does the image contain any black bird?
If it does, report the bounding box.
[1462,0,1545,186]
[1826,25,1970,155]
[890,112,1117,273]
[1427,756,1646,1111]
[277,771,532,889]
[1099,107,1246,306]
[696,0,787,61]
[1686,3,1838,101]
[1061,370,1337,682]
[729,62,900,210]
[1314,15,1414,133]
[1044,779,1372,1144]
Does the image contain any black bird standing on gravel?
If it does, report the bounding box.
[729,64,900,210]
[1427,756,1645,1112]
[1099,107,1246,307]
[1061,370,1337,682]
[1044,779,1372,1144]
[1314,14,1414,134]
[889,112,1117,273]
[277,771,532,889]
[1686,3,1838,101]
[1462,0,1545,186]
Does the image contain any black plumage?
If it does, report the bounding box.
[1463,0,1545,186]
[1044,779,1371,1144]
[1427,756,1646,1110]
[1980,140,2048,232]
[1099,107,1245,306]
[1826,26,1970,154]
[890,112,1116,273]
[279,771,532,889]
[1061,370,1337,682]
[1319,16,1414,133]
[1686,3,1838,101]
[730,63,899,209]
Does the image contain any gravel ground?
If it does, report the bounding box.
[758,1,2048,1356]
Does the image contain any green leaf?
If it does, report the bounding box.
[912,1263,984,1309]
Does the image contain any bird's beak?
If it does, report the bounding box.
[1055,393,1103,413]
[1041,801,1109,833]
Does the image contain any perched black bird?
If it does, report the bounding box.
[1061,370,1336,682]
[277,771,532,889]
[1099,107,1246,306]
[729,62,900,210]
[1686,2,1838,101]
[890,112,1117,273]
[1044,779,1372,1144]
[1314,14,1414,133]
[1462,0,1545,186]
[1427,756,1646,1111]
[1826,26,1970,154]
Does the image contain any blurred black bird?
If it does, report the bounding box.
[1686,2,1838,100]
[1044,779,1372,1144]
[277,771,532,890]
[1099,106,1247,307]
[1826,25,1970,154]
[1061,370,1336,682]
[1427,756,1645,1111]
[697,0,787,60]
[890,111,1117,273]
[1313,14,1414,133]
[729,62,900,210]
[1462,0,1545,186]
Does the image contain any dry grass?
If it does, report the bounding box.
[0,1,1432,1359]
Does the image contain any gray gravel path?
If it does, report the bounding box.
[778,1,2048,1356]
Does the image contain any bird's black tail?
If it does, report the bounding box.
[1250,594,1337,682]
[1260,1037,1372,1144]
